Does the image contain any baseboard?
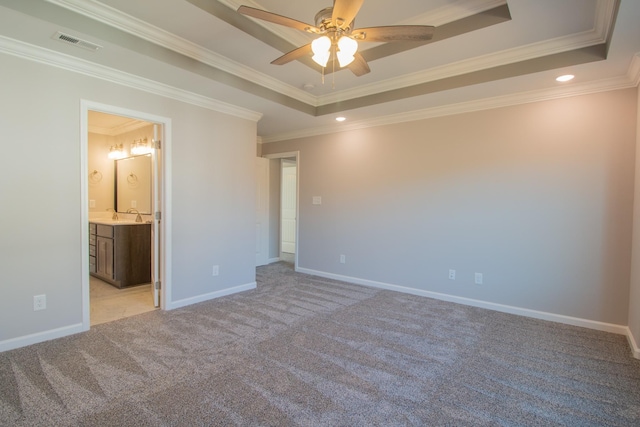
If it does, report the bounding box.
[297,267,628,336]
[267,257,281,264]
[0,323,86,353]
[167,282,256,310]
[627,327,640,359]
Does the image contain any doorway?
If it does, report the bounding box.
[281,159,297,263]
[264,151,299,268]
[81,101,169,329]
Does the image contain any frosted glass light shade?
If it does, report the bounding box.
[311,36,331,67]
[337,36,357,67]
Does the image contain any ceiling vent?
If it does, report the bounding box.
[52,31,102,52]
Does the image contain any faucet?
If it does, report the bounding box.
[127,208,143,222]
[107,208,118,220]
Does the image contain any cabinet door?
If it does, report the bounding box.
[96,236,114,280]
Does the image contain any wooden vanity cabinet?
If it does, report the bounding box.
[89,222,151,288]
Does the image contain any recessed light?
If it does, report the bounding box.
[556,74,575,82]
[336,117,346,122]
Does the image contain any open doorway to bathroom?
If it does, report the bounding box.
[85,109,162,326]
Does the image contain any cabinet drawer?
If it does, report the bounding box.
[89,256,96,273]
[89,245,96,257]
[96,224,114,238]
[89,235,96,246]
[89,223,96,235]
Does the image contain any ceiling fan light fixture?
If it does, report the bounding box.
[337,36,357,67]
[311,36,331,66]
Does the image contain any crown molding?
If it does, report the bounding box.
[0,35,263,122]
[261,59,639,143]
[400,0,507,26]
[629,53,640,86]
[88,119,149,136]
[45,0,316,105]
[318,0,616,105]
[218,0,313,47]
[43,0,617,112]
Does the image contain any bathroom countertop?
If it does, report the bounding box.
[90,219,148,226]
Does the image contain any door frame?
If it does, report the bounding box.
[263,151,300,270]
[80,100,172,330]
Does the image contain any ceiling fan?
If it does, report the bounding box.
[237,0,435,77]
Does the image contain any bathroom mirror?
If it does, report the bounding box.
[115,154,152,214]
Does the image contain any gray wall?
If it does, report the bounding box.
[268,159,281,260]
[0,53,257,345]
[629,84,640,351]
[263,89,638,326]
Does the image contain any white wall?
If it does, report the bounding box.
[262,89,637,328]
[629,84,640,356]
[0,53,257,348]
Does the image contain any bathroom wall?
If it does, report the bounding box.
[87,132,115,214]
[88,124,154,218]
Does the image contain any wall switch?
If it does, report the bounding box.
[475,273,483,285]
[312,196,322,205]
[33,294,46,311]
[339,254,346,264]
[212,265,219,276]
[89,199,96,208]
[449,269,456,280]
[131,200,137,208]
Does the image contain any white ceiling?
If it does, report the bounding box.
[1,0,639,141]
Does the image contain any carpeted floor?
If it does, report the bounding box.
[1,261,639,426]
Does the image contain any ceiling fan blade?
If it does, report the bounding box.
[271,44,312,65]
[238,6,319,33]
[332,0,364,29]
[347,52,370,76]
[352,25,435,42]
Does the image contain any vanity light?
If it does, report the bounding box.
[131,138,152,155]
[108,144,126,159]
[556,74,575,82]
[336,116,346,122]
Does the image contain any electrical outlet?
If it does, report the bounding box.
[449,269,456,280]
[212,265,219,276]
[339,254,346,264]
[475,273,483,285]
[33,294,46,311]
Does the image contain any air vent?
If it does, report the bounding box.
[52,31,102,52]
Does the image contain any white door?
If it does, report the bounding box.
[151,124,161,307]
[281,161,297,254]
[256,157,269,266]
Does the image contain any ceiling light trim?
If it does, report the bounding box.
[0,35,263,122]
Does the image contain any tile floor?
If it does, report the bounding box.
[90,276,157,325]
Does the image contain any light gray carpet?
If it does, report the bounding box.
[1,262,639,426]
